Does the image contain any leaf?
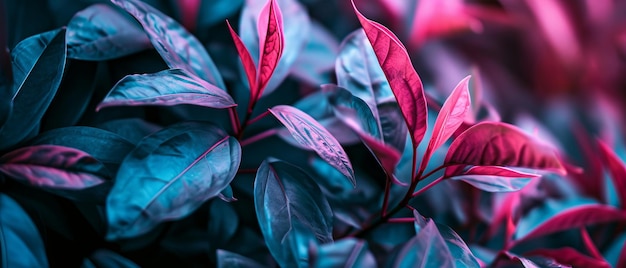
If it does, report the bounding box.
[254,160,333,267]
[96,118,162,145]
[410,0,482,47]
[291,21,338,85]
[197,0,243,28]
[254,0,284,100]
[353,2,428,149]
[66,4,151,60]
[217,250,265,268]
[309,238,377,268]
[208,200,239,246]
[83,249,140,268]
[527,248,610,268]
[597,140,626,208]
[515,201,626,244]
[0,28,66,150]
[97,69,235,111]
[0,145,107,189]
[391,214,453,267]
[450,166,539,192]
[423,76,471,165]
[269,105,355,186]
[0,193,48,268]
[106,122,241,240]
[239,0,310,95]
[227,20,257,93]
[111,0,225,89]
[444,122,566,177]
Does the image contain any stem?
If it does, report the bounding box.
[580,227,603,259]
[240,128,278,147]
[381,175,392,217]
[247,110,271,126]
[229,107,241,136]
[412,176,445,197]
[388,217,415,223]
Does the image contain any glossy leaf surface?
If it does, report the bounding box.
[107,122,241,240]
[97,69,235,111]
[451,166,539,192]
[254,160,333,267]
[270,105,355,186]
[217,250,265,268]
[0,194,48,268]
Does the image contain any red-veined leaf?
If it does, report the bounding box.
[226,20,256,92]
[444,122,565,177]
[515,204,626,244]
[353,1,428,149]
[0,145,107,189]
[254,0,284,101]
[422,75,471,167]
[527,248,610,268]
[269,105,355,186]
[597,140,626,208]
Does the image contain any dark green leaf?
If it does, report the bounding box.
[67,4,151,60]
[0,28,66,150]
[0,193,48,267]
[254,159,333,267]
[112,0,225,89]
[97,69,235,111]
[107,122,241,240]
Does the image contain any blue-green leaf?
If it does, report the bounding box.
[217,250,265,268]
[309,238,376,268]
[0,193,48,267]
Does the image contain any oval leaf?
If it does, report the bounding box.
[253,0,285,101]
[111,0,225,89]
[0,28,66,150]
[254,160,333,267]
[423,75,471,165]
[353,2,428,149]
[0,193,48,268]
[97,69,235,111]
[444,122,566,177]
[66,4,151,60]
[269,105,355,186]
[106,122,241,240]
[391,215,453,267]
[0,145,108,189]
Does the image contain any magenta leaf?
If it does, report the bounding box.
[239,0,309,96]
[527,248,610,268]
[66,4,151,60]
[0,145,107,190]
[97,69,236,111]
[309,238,377,267]
[106,122,241,240]
[410,0,482,47]
[217,249,264,268]
[597,140,626,208]
[111,0,225,89]
[515,201,626,244]
[423,76,472,166]
[254,159,333,267]
[353,1,428,149]
[270,105,355,186]
[451,166,539,192]
[444,122,566,177]
[227,20,257,93]
[0,194,48,268]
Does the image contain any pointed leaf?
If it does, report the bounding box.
[527,248,610,268]
[353,2,428,148]
[450,166,539,192]
[66,4,151,60]
[0,193,48,268]
[0,145,107,189]
[444,122,566,177]
[391,215,453,267]
[254,160,333,267]
[515,202,626,244]
[227,20,257,92]
[97,69,235,111]
[217,250,265,268]
[291,21,338,85]
[254,0,284,101]
[111,0,225,89]
[309,238,376,268]
[0,28,66,150]
[270,105,355,186]
[423,76,471,164]
[106,122,241,240]
[239,0,310,95]
[597,140,626,208]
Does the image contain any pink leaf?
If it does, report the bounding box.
[0,145,106,189]
[269,105,355,186]
[422,75,471,166]
[255,0,284,101]
[226,20,257,93]
[360,133,401,180]
[352,1,428,149]
[465,166,540,178]
[515,204,626,244]
[444,122,566,177]
[451,166,540,192]
[597,140,626,207]
[177,0,201,30]
[527,248,610,268]
[410,0,482,47]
